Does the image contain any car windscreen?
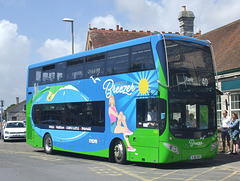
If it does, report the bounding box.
[6,122,25,128]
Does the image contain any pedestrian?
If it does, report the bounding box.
[229,112,239,154]
[221,110,231,153]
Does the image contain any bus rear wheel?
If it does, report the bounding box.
[44,134,53,154]
[113,140,126,164]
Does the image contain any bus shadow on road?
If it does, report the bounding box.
[32,148,240,170]
[33,149,109,162]
[130,153,240,169]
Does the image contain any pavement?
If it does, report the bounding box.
[211,152,240,172]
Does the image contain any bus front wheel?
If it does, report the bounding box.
[44,134,53,154]
[113,139,126,164]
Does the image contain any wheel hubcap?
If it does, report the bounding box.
[45,138,52,152]
[114,143,123,159]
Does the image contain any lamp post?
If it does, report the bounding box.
[63,18,74,54]
[0,100,4,139]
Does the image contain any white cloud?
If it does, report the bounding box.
[90,15,121,29]
[188,0,240,33]
[114,0,180,32]
[115,0,240,34]
[0,20,31,108]
[37,39,81,60]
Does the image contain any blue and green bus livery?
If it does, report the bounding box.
[26,34,218,163]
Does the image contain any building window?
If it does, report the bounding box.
[231,93,240,119]
[216,95,221,127]
[89,41,93,50]
[12,116,17,121]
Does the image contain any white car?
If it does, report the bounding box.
[4,121,26,141]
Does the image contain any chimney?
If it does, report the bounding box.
[182,6,186,11]
[178,6,195,37]
[16,97,19,104]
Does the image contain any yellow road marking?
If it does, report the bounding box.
[220,171,238,181]
[98,162,149,181]
[218,166,240,173]
[29,155,62,161]
[150,170,181,181]
[89,166,122,176]
[185,167,216,181]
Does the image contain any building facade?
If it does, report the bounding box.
[5,100,26,122]
[199,19,240,125]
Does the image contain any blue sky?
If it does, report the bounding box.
[0,0,239,108]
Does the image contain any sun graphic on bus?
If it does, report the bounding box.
[130,71,158,97]
[138,78,149,94]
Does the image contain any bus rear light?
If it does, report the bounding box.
[163,143,179,154]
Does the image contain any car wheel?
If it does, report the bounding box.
[113,139,126,164]
[44,134,53,154]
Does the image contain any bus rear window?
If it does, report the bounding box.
[28,68,41,87]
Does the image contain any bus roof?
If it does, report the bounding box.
[28,34,209,69]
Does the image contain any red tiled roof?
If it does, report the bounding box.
[86,25,181,50]
[87,26,150,49]
[199,19,240,73]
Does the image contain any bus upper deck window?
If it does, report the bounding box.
[42,64,56,84]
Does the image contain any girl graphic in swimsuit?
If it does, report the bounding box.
[108,94,136,152]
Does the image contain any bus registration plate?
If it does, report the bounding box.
[190,155,202,160]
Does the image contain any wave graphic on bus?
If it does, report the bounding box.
[30,84,90,141]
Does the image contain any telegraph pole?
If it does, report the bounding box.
[0,100,4,139]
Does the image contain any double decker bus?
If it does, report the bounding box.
[26,33,218,163]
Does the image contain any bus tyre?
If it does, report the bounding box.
[113,140,126,164]
[44,134,53,154]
